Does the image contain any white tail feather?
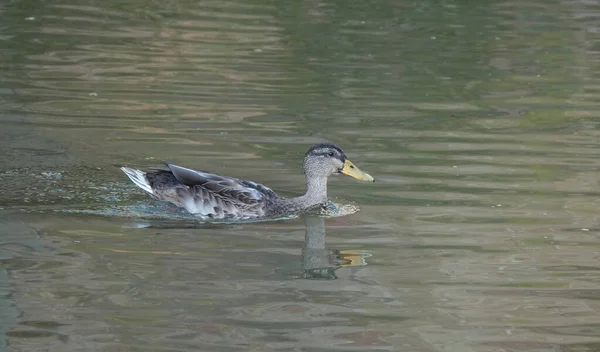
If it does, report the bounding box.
[121,167,153,194]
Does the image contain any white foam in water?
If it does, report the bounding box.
[307,201,360,218]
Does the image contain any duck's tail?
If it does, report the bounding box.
[121,167,153,195]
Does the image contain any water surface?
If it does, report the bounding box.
[2,0,600,351]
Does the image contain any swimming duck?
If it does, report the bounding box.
[120,143,374,219]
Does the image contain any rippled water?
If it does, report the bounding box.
[3,0,600,351]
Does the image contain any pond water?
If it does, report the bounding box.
[2,0,600,351]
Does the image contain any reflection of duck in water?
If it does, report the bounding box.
[121,143,374,220]
[301,216,372,280]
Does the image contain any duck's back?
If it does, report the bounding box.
[124,164,280,219]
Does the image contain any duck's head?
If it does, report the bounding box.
[302,143,374,182]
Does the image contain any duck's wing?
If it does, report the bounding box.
[164,162,278,218]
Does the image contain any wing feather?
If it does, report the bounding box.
[157,163,278,218]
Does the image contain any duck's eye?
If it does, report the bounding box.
[327,151,334,157]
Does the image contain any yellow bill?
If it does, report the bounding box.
[340,159,374,182]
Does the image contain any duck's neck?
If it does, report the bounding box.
[284,176,328,212]
[304,176,328,205]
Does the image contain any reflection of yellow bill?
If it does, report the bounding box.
[340,160,374,182]
[337,249,372,267]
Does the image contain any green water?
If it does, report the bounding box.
[2,0,600,351]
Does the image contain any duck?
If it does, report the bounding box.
[120,143,374,220]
